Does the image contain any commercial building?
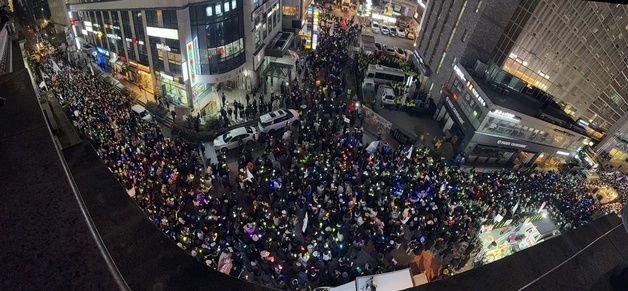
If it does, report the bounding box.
[46,0,69,34]
[595,111,628,167]
[436,63,591,168]
[414,0,627,131]
[67,0,286,116]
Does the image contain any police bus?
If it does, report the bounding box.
[365,64,406,85]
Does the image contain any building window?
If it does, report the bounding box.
[162,10,178,29]
[145,10,158,27]
[206,6,213,16]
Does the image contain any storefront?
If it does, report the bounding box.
[126,61,154,94]
[435,63,588,167]
[157,71,188,106]
[475,213,559,265]
[434,93,477,153]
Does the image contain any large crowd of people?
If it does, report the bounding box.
[34,7,626,291]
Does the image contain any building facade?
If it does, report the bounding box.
[435,64,590,168]
[414,0,627,131]
[47,0,69,34]
[67,0,283,116]
[595,111,628,165]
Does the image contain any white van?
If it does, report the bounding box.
[258,109,300,134]
[379,87,396,107]
[131,104,152,121]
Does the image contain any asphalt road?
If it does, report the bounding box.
[371,29,415,51]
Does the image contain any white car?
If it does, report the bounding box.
[371,22,380,34]
[380,25,390,35]
[131,104,152,121]
[380,87,396,106]
[213,126,258,151]
[258,109,300,134]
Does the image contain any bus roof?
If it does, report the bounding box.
[367,64,405,75]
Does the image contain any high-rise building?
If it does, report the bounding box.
[66,0,287,116]
[411,0,623,167]
[46,0,69,33]
[414,0,627,131]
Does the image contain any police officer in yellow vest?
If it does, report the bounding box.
[405,98,416,112]
[395,96,403,110]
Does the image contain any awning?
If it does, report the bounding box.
[265,32,294,58]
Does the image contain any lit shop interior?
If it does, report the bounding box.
[475,210,560,265]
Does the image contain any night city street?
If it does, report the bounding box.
[1,0,627,291]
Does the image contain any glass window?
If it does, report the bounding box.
[232,0,237,9]
[224,2,230,12]
[206,6,213,16]
[215,4,222,16]
[145,10,158,27]
[163,10,178,29]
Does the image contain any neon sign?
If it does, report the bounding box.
[186,37,201,86]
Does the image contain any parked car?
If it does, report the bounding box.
[389,27,398,37]
[396,27,406,38]
[384,47,396,57]
[395,47,408,59]
[213,126,258,152]
[131,104,152,121]
[380,86,396,107]
[258,109,300,134]
[375,42,383,51]
[371,21,380,34]
[380,25,390,35]
[406,31,416,40]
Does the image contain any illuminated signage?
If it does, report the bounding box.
[371,13,396,23]
[156,43,171,51]
[193,38,201,76]
[491,109,515,119]
[445,96,465,125]
[577,119,589,127]
[466,81,486,107]
[186,37,201,86]
[146,27,179,40]
[182,61,188,81]
[106,33,121,40]
[81,29,88,35]
[453,64,466,82]
[160,72,174,81]
[556,151,571,156]
[105,24,120,30]
[83,21,92,27]
[96,47,109,56]
[497,140,527,149]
